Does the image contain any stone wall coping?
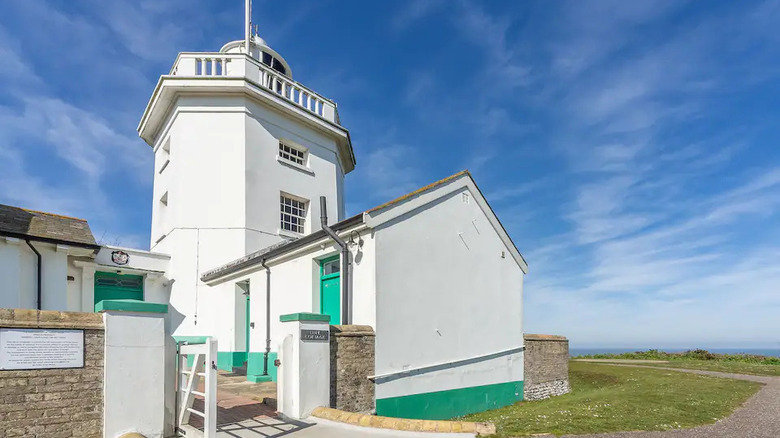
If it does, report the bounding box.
[330,325,375,336]
[311,406,496,436]
[0,308,104,329]
[280,312,331,322]
[524,333,568,341]
[96,299,168,314]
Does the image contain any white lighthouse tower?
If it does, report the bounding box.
[137,0,355,353]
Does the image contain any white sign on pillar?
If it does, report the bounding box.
[277,313,331,419]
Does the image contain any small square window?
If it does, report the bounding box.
[280,195,307,234]
[278,142,306,166]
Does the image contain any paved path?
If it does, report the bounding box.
[293,418,475,438]
[560,366,780,438]
[572,359,670,364]
[187,374,474,437]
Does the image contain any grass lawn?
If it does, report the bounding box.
[462,362,761,437]
[636,360,780,377]
[573,349,780,377]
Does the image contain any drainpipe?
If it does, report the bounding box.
[319,196,350,325]
[261,258,271,376]
[25,240,42,310]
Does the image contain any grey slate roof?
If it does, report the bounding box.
[0,204,98,248]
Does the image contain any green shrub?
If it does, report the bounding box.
[576,349,780,365]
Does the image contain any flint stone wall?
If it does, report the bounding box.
[329,325,375,412]
[524,333,570,401]
[0,309,105,438]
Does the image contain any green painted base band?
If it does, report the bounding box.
[247,352,278,382]
[247,374,273,383]
[217,352,248,371]
[96,299,168,314]
[375,380,524,420]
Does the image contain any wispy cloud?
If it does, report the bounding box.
[0,4,164,248]
[455,1,532,89]
[355,141,421,203]
[390,0,446,31]
[394,0,780,346]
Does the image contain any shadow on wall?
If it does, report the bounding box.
[164,300,187,437]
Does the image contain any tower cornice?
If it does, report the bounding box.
[138,52,355,173]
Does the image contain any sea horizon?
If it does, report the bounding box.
[570,347,780,358]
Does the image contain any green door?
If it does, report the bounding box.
[320,256,341,324]
[94,272,143,311]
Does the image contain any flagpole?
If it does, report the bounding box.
[244,0,252,54]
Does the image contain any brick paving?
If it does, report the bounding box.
[186,385,314,437]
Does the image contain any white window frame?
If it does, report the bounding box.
[279,193,308,235]
[276,139,315,176]
[278,141,306,166]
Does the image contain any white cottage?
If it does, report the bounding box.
[198,170,528,418]
[0,205,170,313]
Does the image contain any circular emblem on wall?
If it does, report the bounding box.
[111,250,129,265]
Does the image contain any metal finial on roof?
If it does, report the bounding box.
[244,0,252,54]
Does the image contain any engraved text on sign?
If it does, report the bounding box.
[0,328,85,370]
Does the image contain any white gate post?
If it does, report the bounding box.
[277,313,331,419]
[204,338,218,436]
[99,300,169,438]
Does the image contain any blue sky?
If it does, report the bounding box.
[1,0,779,348]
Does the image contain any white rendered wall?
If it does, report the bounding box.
[0,239,73,311]
[0,239,23,309]
[206,228,376,360]
[66,260,82,311]
[373,187,525,400]
[40,245,68,311]
[150,94,348,342]
[95,246,170,273]
[244,99,345,248]
[150,100,249,338]
[350,230,377,328]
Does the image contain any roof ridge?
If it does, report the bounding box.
[0,203,86,222]
[22,208,87,222]
[366,169,470,213]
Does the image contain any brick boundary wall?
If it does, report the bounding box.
[329,325,375,412]
[0,309,105,438]
[523,334,571,401]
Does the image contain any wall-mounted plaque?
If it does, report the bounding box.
[111,250,129,265]
[300,329,329,342]
[0,328,85,370]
